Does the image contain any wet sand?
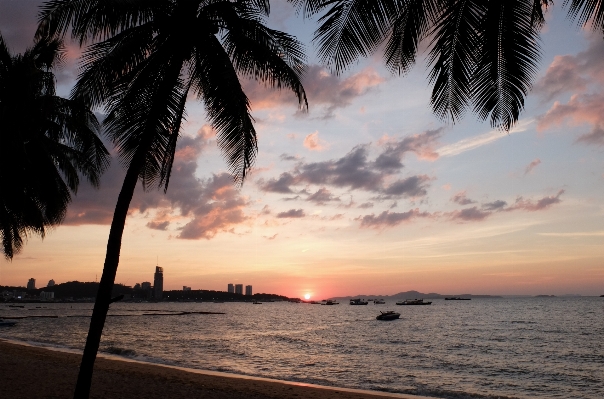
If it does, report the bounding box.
[0,340,439,399]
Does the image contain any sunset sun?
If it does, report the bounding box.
[304,294,311,300]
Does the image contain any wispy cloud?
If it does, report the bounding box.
[539,231,604,237]
[437,119,533,157]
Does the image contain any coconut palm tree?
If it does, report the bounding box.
[38,0,307,397]
[0,33,109,260]
[289,0,604,130]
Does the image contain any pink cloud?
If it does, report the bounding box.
[243,65,384,117]
[537,93,604,145]
[509,190,565,212]
[303,131,329,151]
[450,207,490,222]
[524,159,542,175]
[451,191,475,205]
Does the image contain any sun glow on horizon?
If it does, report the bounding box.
[304,294,311,300]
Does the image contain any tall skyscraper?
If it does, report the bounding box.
[154,266,163,300]
[27,278,36,290]
[235,284,243,295]
[245,285,252,296]
[228,283,234,293]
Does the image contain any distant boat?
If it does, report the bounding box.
[349,298,369,305]
[321,300,339,305]
[310,301,322,304]
[376,311,400,321]
[252,301,262,304]
[374,299,385,304]
[0,319,17,327]
[396,299,432,306]
[445,297,471,301]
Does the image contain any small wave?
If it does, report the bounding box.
[103,346,137,357]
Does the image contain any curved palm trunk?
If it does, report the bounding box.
[73,152,144,398]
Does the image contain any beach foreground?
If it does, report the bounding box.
[0,340,438,399]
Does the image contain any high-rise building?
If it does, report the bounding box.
[154,266,164,300]
[245,285,252,296]
[227,283,234,293]
[235,284,243,295]
[27,278,36,290]
[183,286,191,291]
[47,279,55,287]
[141,281,151,290]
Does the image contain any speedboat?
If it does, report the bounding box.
[0,319,17,327]
[376,311,400,320]
[396,299,432,305]
[374,299,385,304]
[349,298,368,305]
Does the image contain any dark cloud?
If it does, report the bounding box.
[510,190,565,212]
[451,207,491,222]
[276,209,306,218]
[482,200,507,211]
[451,191,475,205]
[0,1,43,54]
[381,175,431,198]
[257,172,297,193]
[279,154,300,161]
[357,209,431,229]
[576,125,604,146]
[358,202,374,209]
[147,220,170,231]
[65,127,249,240]
[306,188,340,204]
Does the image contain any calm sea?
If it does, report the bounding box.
[1,297,602,398]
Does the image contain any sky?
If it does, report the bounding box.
[1,0,603,298]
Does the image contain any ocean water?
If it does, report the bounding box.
[1,297,602,399]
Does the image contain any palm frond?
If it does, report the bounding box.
[565,0,604,33]
[472,0,542,130]
[427,0,484,123]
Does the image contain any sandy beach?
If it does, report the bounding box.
[0,340,438,399]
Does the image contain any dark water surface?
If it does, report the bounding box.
[1,297,602,398]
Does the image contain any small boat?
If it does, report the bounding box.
[396,299,432,305]
[374,299,385,304]
[0,319,17,327]
[321,300,339,305]
[252,301,262,304]
[376,311,400,321]
[445,297,471,300]
[349,298,369,305]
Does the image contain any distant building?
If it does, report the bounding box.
[40,291,54,300]
[47,279,55,287]
[183,286,191,291]
[141,282,151,290]
[227,283,234,293]
[245,285,252,296]
[27,278,36,290]
[235,284,243,295]
[154,266,163,300]
[134,283,141,290]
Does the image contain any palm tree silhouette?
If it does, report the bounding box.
[289,0,603,130]
[39,0,307,397]
[0,33,109,260]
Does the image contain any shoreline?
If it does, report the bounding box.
[0,338,440,399]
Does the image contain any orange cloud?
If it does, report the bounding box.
[303,131,329,151]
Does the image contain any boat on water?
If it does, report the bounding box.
[0,319,17,327]
[252,301,262,304]
[376,311,400,321]
[321,300,339,305]
[445,297,471,300]
[349,298,369,305]
[374,299,385,304]
[396,299,432,305]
